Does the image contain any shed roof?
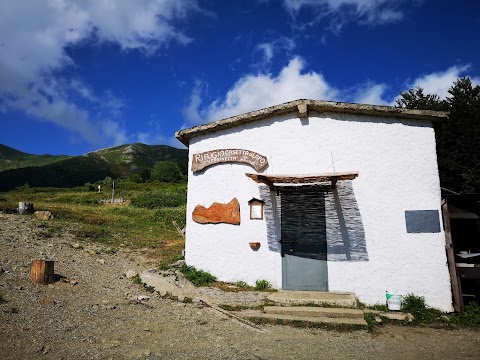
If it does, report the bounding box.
[175,99,448,146]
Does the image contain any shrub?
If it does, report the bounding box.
[15,183,30,191]
[103,176,113,186]
[84,182,96,191]
[236,281,249,289]
[129,174,143,183]
[179,264,216,286]
[363,313,376,333]
[150,161,182,183]
[454,302,480,327]
[401,294,443,323]
[254,279,271,290]
[131,274,142,285]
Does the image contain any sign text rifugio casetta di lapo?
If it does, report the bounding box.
[192,149,269,172]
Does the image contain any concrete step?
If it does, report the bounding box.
[267,291,357,308]
[238,310,367,327]
[264,306,364,319]
[364,309,414,322]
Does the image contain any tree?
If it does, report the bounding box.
[396,78,480,193]
[150,161,182,183]
[139,167,151,182]
[175,157,189,176]
[439,78,480,193]
[395,87,446,111]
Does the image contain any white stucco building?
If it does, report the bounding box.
[175,99,454,311]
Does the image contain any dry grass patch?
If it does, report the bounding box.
[0,183,186,265]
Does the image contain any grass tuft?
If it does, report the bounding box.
[131,274,142,285]
[179,264,216,286]
[218,304,264,312]
[452,302,480,327]
[368,303,389,312]
[401,294,444,324]
[131,189,186,208]
[254,279,271,291]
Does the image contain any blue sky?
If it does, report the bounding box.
[1,0,479,156]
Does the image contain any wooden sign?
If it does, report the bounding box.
[192,149,269,172]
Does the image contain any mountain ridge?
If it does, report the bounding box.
[0,144,71,171]
[0,143,188,191]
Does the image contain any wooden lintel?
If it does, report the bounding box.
[246,171,358,187]
[245,173,274,187]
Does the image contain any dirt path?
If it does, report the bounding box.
[1,213,479,359]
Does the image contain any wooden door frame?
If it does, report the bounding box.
[441,198,464,313]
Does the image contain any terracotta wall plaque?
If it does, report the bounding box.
[192,198,240,225]
[192,149,268,172]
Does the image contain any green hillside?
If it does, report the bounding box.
[0,143,188,192]
[0,144,70,171]
[92,143,187,176]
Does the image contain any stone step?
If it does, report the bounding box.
[364,309,414,322]
[239,310,367,327]
[267,291,357,308]
[264,306,365,319]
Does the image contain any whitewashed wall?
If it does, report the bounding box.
[184,112,453,311]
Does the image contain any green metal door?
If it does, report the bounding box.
[281,187,328,291]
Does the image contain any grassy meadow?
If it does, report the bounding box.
[0,180,187,266]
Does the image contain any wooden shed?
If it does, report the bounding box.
[442,193,480,312]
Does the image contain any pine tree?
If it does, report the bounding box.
[396,78,480,193]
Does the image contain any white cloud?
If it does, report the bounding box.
[131,113,185,148]
[134,131,182,148]
[257,43,274,63]
[182,80,205,125]
[84,0,197,53]
[184,57,339,124]
[184,57,480,127]
[70,80,99,103]
[256,37,296,63]
[282,0,417,32]
[101,119,128,146]
[349,82,389,105]
[406,65,479,99]
[0,0,199,146]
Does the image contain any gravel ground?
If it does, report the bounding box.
[1,213,480,360]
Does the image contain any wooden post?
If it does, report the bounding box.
[172,221,186,238]
[442,199,464,313]
[18,202,34,215]
[30,260,55,285]
[111,180,115,204]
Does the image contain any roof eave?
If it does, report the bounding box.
[175,99,449,147]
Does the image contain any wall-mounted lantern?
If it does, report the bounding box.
[248,198,264,220]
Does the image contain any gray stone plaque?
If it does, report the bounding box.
[405,210,441,233]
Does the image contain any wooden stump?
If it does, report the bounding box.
[30,260,55,285]
[18,202,34,215]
